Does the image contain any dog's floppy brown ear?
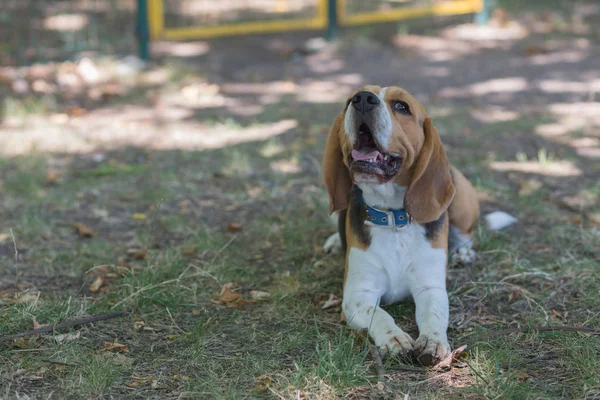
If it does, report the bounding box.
[323,114,352,214]
[405,118,455,223]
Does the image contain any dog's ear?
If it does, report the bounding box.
[323,114,352,214]
[405,118,455,223]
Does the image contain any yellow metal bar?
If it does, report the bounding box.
[160,18,327,40]
[316,0,328,22]
[150,0,328,40]
[337,0,346,22]
[147,0,164,39]
[338,0,482,26]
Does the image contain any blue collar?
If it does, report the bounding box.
[354,186,412,229]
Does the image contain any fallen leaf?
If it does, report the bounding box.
[54,331,81,343]
[11,338,39,350]
[151,379,158,389]
[12,369,27,377]
[74,223,97,238]
[219,283,243,304]
[133,321,145,330]
[32,316,48,330]
[0,233,10,243]
[551,309,563,319]
[31,367,48,379]
[508,291,520,302]
[44,170,62,185]
[561,190,598,211]
[225,204,239,211]
[183,247,196,256]
[54,365,68,373]
[586,212,600,226]
[515,370,530,381]
[104,341,128,353]
[131,213,148,221]
[433,344,469,370]
[322,293,342,310]
[16,291,39,304]
[250,290,271,301]
[255,375,272,391]
[214,282,252,308]
[167,335,177,340]
[67,106,87,117]
[518,179,542,196]
[226,223,242,233]
[522,45,546,56]
[111,353,134,366]
[191,309,201,316]
[89,276,107,293]
[127,248,148,260]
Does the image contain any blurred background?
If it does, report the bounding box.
[1,1,600,398]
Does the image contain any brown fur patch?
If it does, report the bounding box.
[448,167,480,234]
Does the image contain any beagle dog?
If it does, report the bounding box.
[321,86,515,365]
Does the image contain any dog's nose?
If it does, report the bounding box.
[351,91,380,113]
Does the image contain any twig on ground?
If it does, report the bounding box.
[210,234,238,264]
[10,228,20,290]
[166,307,187,334]
[40,359,79,367]
[149,198,164,238]
[0,312,128,342]
[369,343,386,382]
[388,365,427,373]
[10,228,18,261]
[111,268,218,309]
[500,271,552,283]
[501,352,557,370]
[479,325,600,340]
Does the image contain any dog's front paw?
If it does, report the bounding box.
[372,326,415,358]
[414,334,451,366]
[452,246,476,264]
[323,233,342,255]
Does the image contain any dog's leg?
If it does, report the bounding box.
[343,252,414,357]
[410,257,451,366]
[449,224,476,264]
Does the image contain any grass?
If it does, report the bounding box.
[2,4,600,397]
[1,106,599,399]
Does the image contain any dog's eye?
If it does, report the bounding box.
[392,101,411,115]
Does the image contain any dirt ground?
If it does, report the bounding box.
[1,1,600,399]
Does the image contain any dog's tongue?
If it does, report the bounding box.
[352,148,382,161]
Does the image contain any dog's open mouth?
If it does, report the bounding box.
[349,124,401,179]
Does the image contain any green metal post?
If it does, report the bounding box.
[325,0,337,41]
[136,0,150,60]
[475,0,491,25]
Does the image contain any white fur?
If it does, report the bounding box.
[360,181,406,209]
[485,211,518,231]
[342,182,451,360]
[344,103,358,143]
[344,87,393,152]
[449,224,476,264]
[324,233,342,255]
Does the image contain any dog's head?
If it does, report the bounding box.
[323,85,455,223]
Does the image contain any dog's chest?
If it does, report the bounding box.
[366,224,438,303]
